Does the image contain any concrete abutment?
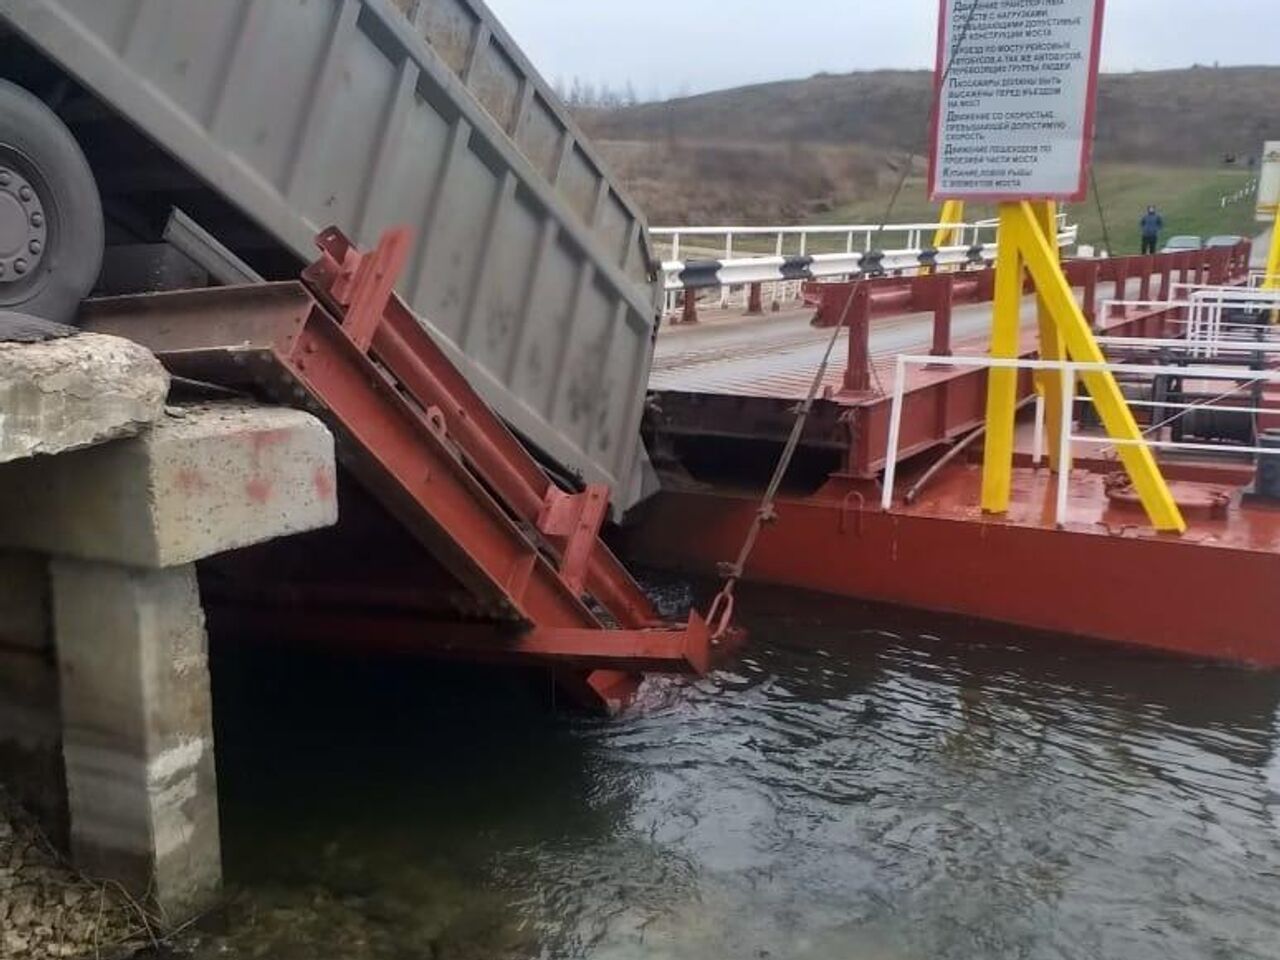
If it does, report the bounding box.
[0,331,338,923]
[53,560,221,920]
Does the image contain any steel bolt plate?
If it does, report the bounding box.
[0,165,47,284]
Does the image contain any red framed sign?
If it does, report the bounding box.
[928,0,1106,203]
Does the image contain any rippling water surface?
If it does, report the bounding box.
[203,588,1280,960]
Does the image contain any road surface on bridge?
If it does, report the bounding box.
[651,280,1135,400]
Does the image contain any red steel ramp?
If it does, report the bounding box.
[83,228,720,712]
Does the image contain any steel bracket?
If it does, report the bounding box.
[537,485,610,595]
[83,227,738,712]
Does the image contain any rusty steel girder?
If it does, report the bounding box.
[83,227,721,713]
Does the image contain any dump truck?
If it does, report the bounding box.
[0,0,661,510]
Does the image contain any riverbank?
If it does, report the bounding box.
[0,788,153,959]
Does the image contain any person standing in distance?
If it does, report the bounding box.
[1139,206,1164,255]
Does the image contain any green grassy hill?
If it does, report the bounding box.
[673,165,1261,258]
[587,66,1279,168]
[810,165,1262,256]
[583,66,1278,231]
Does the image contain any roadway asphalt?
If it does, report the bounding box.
[651,280,1132,399]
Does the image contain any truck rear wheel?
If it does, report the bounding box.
[0,79,104,324]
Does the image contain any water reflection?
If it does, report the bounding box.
[203,587,1280,960]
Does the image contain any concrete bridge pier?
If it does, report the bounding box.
[0,328,337,920]
[51,559,220,918]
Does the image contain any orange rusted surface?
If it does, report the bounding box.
[626,462,1280,667]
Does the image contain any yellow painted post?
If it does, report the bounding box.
[980,203,1025,514]
[1015,201,1186,533]
[1264,219,1280,324]
[1032,201,1065,470]
[932,200,966,250]
[1264,219,1280,291]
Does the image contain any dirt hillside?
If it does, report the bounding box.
[579,67,1279,223]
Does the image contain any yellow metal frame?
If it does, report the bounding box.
[980,201,1187,533]
[1264,215,1280,292]
[932,200,966,249]
[1032,202,1065,470]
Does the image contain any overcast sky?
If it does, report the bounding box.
[485,0,1277,99]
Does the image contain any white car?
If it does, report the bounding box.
[1161,235,1203,253]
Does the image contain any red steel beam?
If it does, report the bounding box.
[303,228,663,632]
[83,229,720,711]
[839,299,1199,478]
[210,607,713,675]
[626,480,1280,668]
[812,246,1250,332]
[835,245,1254,476]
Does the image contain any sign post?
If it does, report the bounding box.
[928,0,1185,533]
[929,0,1105,203]
[1258,142,1280,291]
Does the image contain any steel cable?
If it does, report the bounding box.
[706,0,985,639]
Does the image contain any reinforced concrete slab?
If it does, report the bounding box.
[0,403,338,568]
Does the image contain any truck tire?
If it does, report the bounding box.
[0,79,104,324]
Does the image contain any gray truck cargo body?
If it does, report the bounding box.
[0,0,660,509]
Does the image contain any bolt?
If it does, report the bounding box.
[0,264,5,277]
[0,171,9,186]
[29,240,41,255]
[13,259,27,275]
[18,186,32,202]
[30,212,43,228]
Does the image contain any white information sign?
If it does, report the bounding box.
[1257,141,1280,224]
[929,0,1106,202]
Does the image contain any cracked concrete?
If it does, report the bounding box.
[0,332,169,464]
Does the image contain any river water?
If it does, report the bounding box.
[198,586,1280,960]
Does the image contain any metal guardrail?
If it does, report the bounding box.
[653,220,1000,261]
[659,225,1079,293]
[650,214,1064,262]
[1219,178,1258,208]
[1100,286,1280,358]
[881,350,1280,529]
[1178,287,1280,355]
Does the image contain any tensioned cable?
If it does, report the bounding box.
[705,0,986,638]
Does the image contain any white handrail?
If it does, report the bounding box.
[1095,335,1280,353]
[880,352,1280,528]
[1172,284,1280,303]
[650,213,1072,266]
[661,226,1080,292]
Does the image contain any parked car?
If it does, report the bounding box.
[1206,235,1244,248]
[1161,235,1203,252]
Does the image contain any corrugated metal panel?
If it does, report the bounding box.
[1,0,660,509]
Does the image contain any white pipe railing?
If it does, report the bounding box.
[1099,287,1280,359]
[881,350,1280,529]
[661,225,1079,294]
[1095,335,1280,353]
[652,221,996,258]
[663,243,988,291]
[1170,283,1280,303]
[651,213,1064,265]
[1177,287,1280,357]
[1218,178,1258,208]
